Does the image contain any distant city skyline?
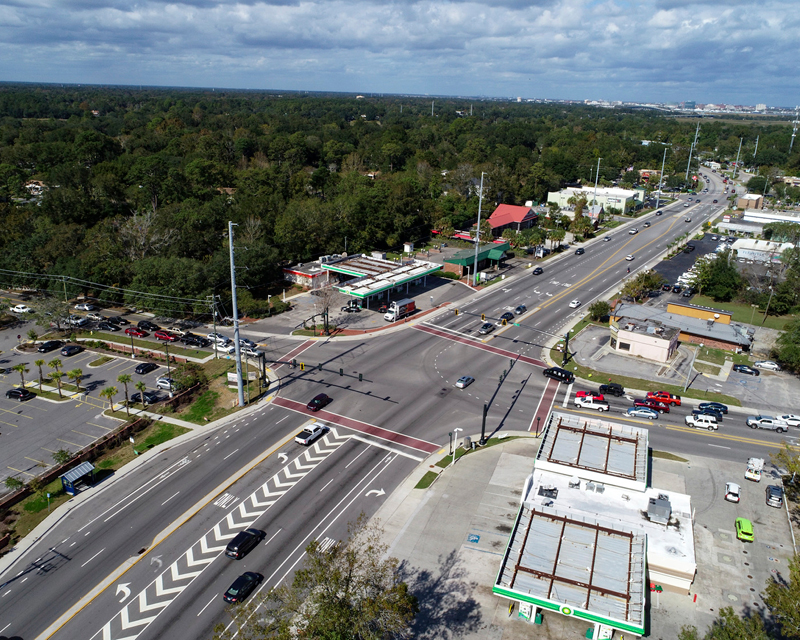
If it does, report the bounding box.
[1,0,797,106]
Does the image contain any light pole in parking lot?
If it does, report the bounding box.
[450,428,463,467]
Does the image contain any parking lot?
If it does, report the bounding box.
[650,453,796,637]
[0,323,184,490]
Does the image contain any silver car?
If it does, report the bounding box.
[455,376,475,389]
[754,360,781,371]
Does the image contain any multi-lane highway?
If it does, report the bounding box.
[4,169,782,640]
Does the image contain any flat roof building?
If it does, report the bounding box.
[494,413,696,637]
[547,186,641,214]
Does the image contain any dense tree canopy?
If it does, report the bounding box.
[0,85,797,313]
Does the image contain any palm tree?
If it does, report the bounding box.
[117,373,132,418]
[48,358,62,373]
[100,386,118,410]
[66,368,84,393]
[51,371,64,399]
[34,359,45,392]
[11,363,29,388]
[135,381,148,410]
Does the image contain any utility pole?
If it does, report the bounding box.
[732,138,743,180]
[791,108,799,152]
[561,331,571,367]
[431,100,434,117]
[685,122,700,182]
[208,295,219,359]
[472,172,486,287]
[753,135,759,159]
[593,158,602,205]
[655,147,667,210]
[228,221,245,407]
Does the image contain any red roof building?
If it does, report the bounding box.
[487,204,538,236]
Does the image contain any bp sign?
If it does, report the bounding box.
[560,606,573,616]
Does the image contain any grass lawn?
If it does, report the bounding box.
[77,331,213,358]
[434,436,525,468]
[652,450,689,462]
[690,295,798,331]
[414,471,440,490]
[89,355,113,366]
[695,345,750,366]
[694,363,721,376]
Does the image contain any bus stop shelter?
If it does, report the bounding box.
[60,461,96,495]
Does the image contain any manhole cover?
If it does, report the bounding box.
[727,594,738,602]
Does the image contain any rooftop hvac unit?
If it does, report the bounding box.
[647,495,672,525]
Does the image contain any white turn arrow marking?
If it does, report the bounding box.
[365,489,385,498]
[278,453,288,463]
[116,582,131,603]
[150,555,163,569]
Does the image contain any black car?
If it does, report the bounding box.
[306,393,332,412]
[661,284,671,291]
[733,364,760,376]
[6,388,35,402]
[574,248,585,255]
[225,528,266,559]
[599,382,625,397]
[500,311,514,323]
[180,334,207,347]
[137,320,160,332]
[683,244,695,253]
[98,322,121,332]
[699,401,728,414]
[682,287,695,297]
[672,285,682,293]
[37,340,64,353]
[134,362,159,375]
[223,572,264,604]
[692,407,723,421]
[532,267,543,275]
[130,391,159,405]
[61,345,83,357]
[107,316,130,326]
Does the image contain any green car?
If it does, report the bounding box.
[735,517,754,542]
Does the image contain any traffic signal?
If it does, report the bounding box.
[292,358,297,368]
[454,309,459,316]
[339,368,344,376]
[300,362,305,371]
[358,373,363,382]
[502,319,507,326]
[481,313,486,321]
[318,363,322,371]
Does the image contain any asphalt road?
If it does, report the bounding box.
[4,169,781,640]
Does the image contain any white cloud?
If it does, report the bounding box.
[0,0,797,104]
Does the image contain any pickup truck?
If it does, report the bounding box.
[745,416,788,433]
[574,397,610,412]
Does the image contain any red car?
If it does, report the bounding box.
[646,391,681,406]
[633,398,670,414]
[125,327,148,338]
[576,391,605,402]
[154,330,179,342]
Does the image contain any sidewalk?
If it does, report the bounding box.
[373,434,590,639]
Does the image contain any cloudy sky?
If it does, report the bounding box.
[1,0,798,105]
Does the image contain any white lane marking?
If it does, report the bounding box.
[320,479,334,492]
[344,448,368,469]
[81,547,106,568]
[276,416,289,424]
[161,491,180,506]
[223,448,239,461]
[708,444,731,450]
[197,594,217,617]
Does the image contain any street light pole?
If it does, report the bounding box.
[655,147,667,210]
[593,158,602,205]
[684,343,702,392]
[472,172,486,287]
[228,221,245,407]
[479,403,488,445]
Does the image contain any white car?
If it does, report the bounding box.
[455,375,475,389]
[754,361,781,371]
[207,332,231,345]
[156,377,175,391]
[10,304,33,314]
[239,337,258,349]
[241,347,263,358]
[74,303,95,311]
[628,228,638,235]
[295,424,326,446]
[778,414,800,427]
[725,482,741,503]
[86,312,104,321]
[625,255,634,261]
[568,300,581,309]
[574,397,610,411]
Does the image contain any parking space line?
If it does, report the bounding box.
[57,438,83,447]
[72,429,98,439]
[7,466,35,477]
[0,419,18,428]
[86,421,113,431]
[0,407,33,419]
[24,456,48,466]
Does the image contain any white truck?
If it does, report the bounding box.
[383,298,417,322]
[745,457,764,482]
